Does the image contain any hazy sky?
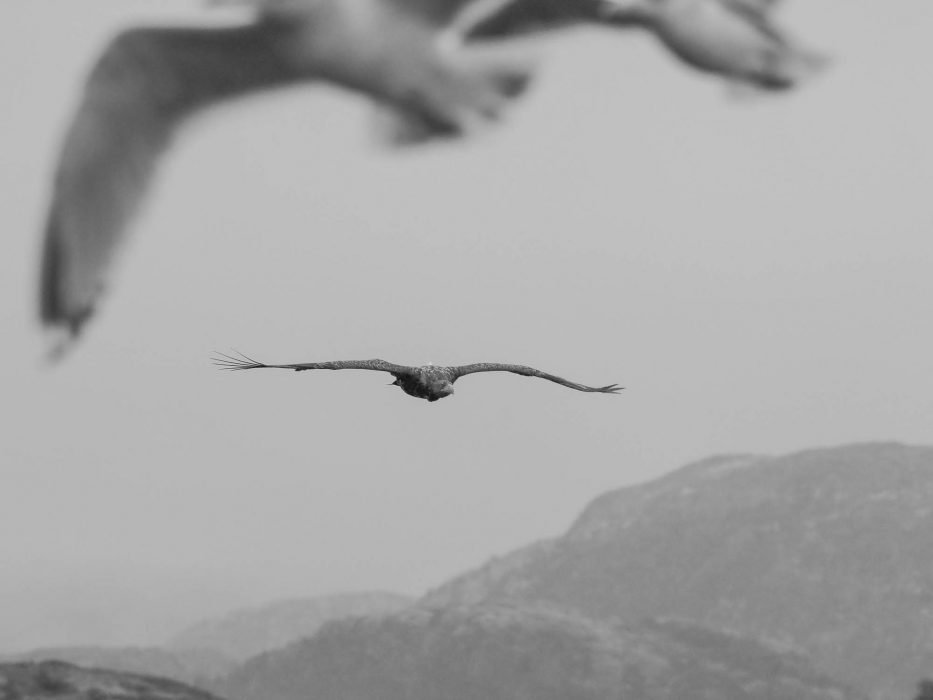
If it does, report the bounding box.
[2,1,932,652]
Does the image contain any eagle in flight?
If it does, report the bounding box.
[213,352,623,401]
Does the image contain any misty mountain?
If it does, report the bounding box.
[4,592,413,690]
[216,604,867,700]
[423,442,933,699]
[0,660,222,700]
[4,646,234,687]
[168,592,414,661]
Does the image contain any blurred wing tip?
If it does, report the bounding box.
[41,325,80,365]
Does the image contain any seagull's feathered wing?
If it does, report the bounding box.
[448,362,622,393]
[38,2,537,353]
[449,0,825,93]
[447,0,641,40]
[213,352,418,377]
[39,23,305,349]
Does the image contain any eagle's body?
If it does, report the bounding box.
[212,353,622,401]
[393,366,458,402]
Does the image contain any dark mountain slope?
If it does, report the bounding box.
[424,443,933,698]
[218,604,866,700]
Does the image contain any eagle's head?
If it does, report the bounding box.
[426,381,455,402]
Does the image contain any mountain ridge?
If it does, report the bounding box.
[217,603,868,700]
[168,590,414,661]
[422,442,933,698]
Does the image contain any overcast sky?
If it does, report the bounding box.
[1,0,931,652]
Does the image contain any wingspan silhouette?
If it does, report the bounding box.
[213,351,622,401]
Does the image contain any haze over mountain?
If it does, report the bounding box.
[0,660,222,700]
[423,442,933,699]
[168,592,414,661]
[217,605,866,700]
[5,592,413,689]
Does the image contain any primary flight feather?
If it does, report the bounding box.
[213,352,622,401]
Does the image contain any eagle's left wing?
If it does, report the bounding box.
[449,362,623,393]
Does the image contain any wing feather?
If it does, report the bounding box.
[450,363,622,393]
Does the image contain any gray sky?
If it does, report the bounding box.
[1,0,932,652]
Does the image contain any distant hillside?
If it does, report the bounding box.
[5,646,233,687]
[0,660,222,700]
[168,591,413,661]
[217,604,867,700]
[423,443,933,699]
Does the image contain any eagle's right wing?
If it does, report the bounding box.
[213,352,417,376]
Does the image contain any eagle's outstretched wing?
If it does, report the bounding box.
[449,363,622,393]
[213,352,417,376]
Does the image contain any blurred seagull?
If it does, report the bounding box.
[213,352,623,401]
[456,0,827,91]
[38,0,539,355]
[39,0,828,358]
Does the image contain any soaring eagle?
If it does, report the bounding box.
[213,352,623,401]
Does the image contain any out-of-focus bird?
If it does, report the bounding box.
[39,0,828,358]
[213,352,623,401]
[38,0,539,354]
[458,0,827,91]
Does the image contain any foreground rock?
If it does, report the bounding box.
[0,661,222,700]
[6,647,233,687]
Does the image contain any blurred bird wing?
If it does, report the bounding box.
[449,363,623,393]
[444,0,587,40]
[39,25,297,349]
[719,0,787,39]
[722,0,782,16]
[213,353,418,376]
[39,29,188,341]
[387,0,494,26]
